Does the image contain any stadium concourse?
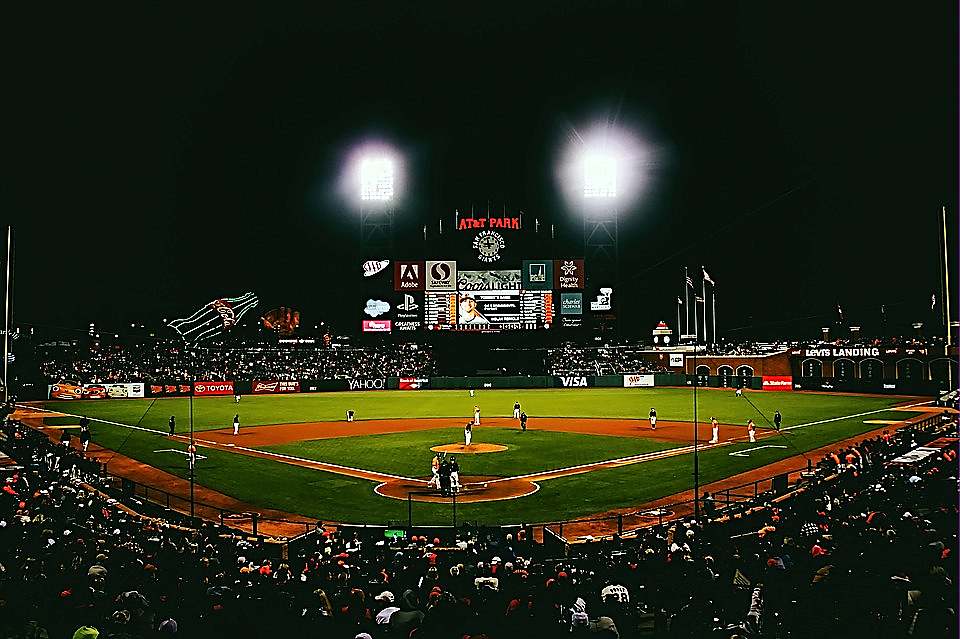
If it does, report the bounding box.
[1,400,957,639]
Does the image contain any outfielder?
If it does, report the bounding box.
[513,401,521,420]
[709,416,719,444]
[464,421,473,447]
[649,407,657,431]
[474,405,480,425]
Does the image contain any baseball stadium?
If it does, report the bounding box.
[3,5,958,639]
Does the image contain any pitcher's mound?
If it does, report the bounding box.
[430,443,507,454]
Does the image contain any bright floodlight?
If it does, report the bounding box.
[360,157,394,201]
[583,154,617,198]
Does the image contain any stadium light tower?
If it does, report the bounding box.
[343,143,402,256]
[359,156,395,202]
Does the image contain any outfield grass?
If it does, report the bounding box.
[42,387,909,432]
[35,389,923,525]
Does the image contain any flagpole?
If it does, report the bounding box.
[702,277,707,344]
[684,267,690,338]
[677,298,681,342]
[712,288,717,347]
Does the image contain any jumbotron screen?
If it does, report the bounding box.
[361,259,585,333]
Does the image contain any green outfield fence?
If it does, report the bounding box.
[87,409,953,546]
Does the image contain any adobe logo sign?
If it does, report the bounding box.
[193,381,235,396]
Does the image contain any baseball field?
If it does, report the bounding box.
[29,387,927,528]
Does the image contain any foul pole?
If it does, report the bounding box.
[2,227,11,403]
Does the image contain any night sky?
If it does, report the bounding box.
[5,2,957,340]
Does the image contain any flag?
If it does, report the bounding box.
[677,296,683,305]
[931,293,937,310]
[733,568,751,588]
[168,292,259,345]
[702,268,715,285]
[685,275,694,288]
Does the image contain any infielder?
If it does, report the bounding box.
[473,405,480,425]
[513,401,521,420]
[233,414,240,436]
[464,421,473,447]
[709,416,719,444]
[649,407,657,431]
[747,419,757,443]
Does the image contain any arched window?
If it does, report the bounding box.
[929,358,958,385]
[833,358,855,380]
[802,358,823,378]
[860,358,883,381]
[718,365,734,387]
[896,358,924,381]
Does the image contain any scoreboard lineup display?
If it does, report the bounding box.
[361,213,586,333]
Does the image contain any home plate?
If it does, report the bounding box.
[863,420,901,425]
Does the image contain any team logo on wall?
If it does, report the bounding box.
[364,299,391,317]
[362,260,389,277]
[394,261,424,291]
[472,231,505,263]
[426,260,457,290]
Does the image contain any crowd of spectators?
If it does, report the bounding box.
[36,341,435,384]
[545,344,668,377]
[3,406,955,638]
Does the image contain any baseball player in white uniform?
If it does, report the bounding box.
[464,421,473,447]
[473,405,480,425]
[427,454,441,488]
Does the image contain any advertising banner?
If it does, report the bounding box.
[49,382,146,400]
[761,375,793,391]
[251,380,301,394]
[623,374,655,388]
[560,292,583,315]
[193,381,235,396]
[348,378,387,391]
[394,261,425,291]
[521,260,554,291]
[148,383,193,397]
[556,375,589,387]
[362,320,392,332]
[554,259,585,290]
[399,377,430,390]
[425,261,457,291]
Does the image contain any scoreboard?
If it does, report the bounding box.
[360,212,586,334]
